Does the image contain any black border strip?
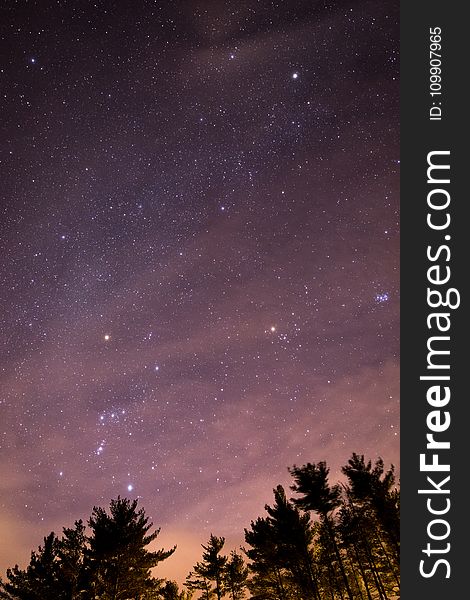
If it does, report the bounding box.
[401,2,465,597]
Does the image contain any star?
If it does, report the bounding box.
[1,1,399,584]
[375,292,390,304]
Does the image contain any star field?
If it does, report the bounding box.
[0,0,399,583]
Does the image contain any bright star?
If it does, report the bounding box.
[104,334,110,341]
[127,484,133,492]
[292,72,299,79]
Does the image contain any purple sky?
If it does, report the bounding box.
[0,0,399,583]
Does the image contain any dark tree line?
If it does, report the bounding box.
[242,455,399,600]
[0,497,179,600]
[0,454,399,600]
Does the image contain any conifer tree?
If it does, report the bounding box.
[57,520,87,599]
[0,532,65,600]
[341,454,400,596]
[289,461,355,600]
[160,580,193,600]
[83,496,175,600]
[223,551,248,600]
[244,516,294,600]
[342,453,400,562]
[186,535,227,600]
[265,485,320,600]
[185,571,214,599]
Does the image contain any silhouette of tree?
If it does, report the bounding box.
[244,516,295,600]
[0,453,400,600]
[185,571,215,599]
[186,535,227,600]
[57,520,87,599]
[289,461,355,600]
[264,485,320,600]
[0,532,65,600]
[160,580,193,600]
[338,495,392,600]
[340,454,400,597]
[342,453,400,562]
[223,551,248,600]
[83,496,175,600]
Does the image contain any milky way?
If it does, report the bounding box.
[0,0,399,583]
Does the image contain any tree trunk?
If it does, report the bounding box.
[324,516,354,600]
[361,540,388,600]
[372,524,400,588]
[274,566,288,600]
[352,542,373,600]
[345,546,364,600]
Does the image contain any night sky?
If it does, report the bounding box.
[0,0,399,584]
